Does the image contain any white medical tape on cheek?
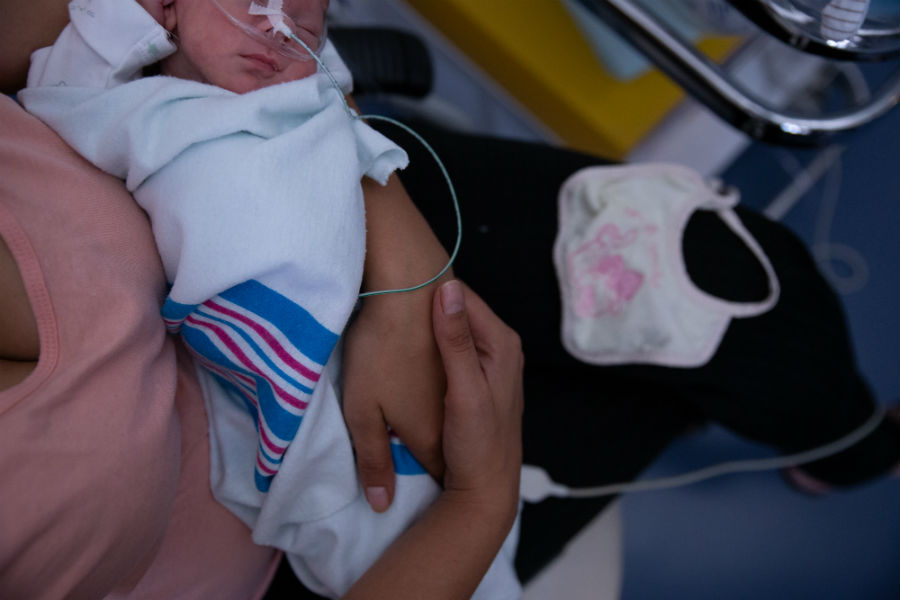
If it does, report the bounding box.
[249,0,293,37]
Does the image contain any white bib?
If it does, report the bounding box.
[553,164,779,367]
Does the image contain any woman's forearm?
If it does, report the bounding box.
[352,87,453,299]
[348,173,456,481]
[345,281,523,599]
[343,491,516,599]
[360,173,453,300]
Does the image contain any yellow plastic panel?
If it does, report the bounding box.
[404,0,738,159]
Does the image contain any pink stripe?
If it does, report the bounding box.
[195,352,257,392]
[193,354,258,406]
[202,357,256,388]
[258,420,288,454]
[191,345,290,460]
[195,353,286,459]
[186,316,309,411]
[257,455,278,475]
[257,444,283,468]
[206,300,321,383]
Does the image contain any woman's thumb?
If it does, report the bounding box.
[432,281,483,391]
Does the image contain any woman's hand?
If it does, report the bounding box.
[434,280,523,518]
[342,173,452,512]
[342,292,447,512]
[343,281,523,599]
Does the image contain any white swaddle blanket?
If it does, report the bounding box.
[22,0,406,493]
[21,2,521,597]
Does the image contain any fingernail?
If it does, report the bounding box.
[440,280,464,315]
[365,486,390,512]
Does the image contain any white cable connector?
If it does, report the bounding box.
[520,465,572,502]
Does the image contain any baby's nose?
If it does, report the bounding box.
[251,13,275,34]
[257,16,294,44]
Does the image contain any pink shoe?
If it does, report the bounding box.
[784,404,900,495]
[782,466,834,496]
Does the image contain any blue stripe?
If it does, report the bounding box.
[255,470,273,493]
[391,443,427,476]
[195,306,315,395]
[220,280,339,365]
[182,323,303,441]
[162,297,199,322]
[182,324,247,376]
[210,372,259,423]
[254,375,303,442]
[258,436,285,466]
[212,373,276,493]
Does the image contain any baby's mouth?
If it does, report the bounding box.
[240,53,281,73]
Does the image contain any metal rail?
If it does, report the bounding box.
[724,0,899,61]
[581,0,900,144]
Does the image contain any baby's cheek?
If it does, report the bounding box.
[284,60,318,82]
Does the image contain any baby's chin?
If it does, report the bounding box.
[226,80,269,94]
[216,75,284,95]
[221,67,317,94]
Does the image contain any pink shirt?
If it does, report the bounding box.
[0,95,278,598]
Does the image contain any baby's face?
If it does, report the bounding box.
[162,0,329,94]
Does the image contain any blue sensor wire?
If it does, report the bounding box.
[289,31,462,298]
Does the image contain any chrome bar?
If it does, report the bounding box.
[581,0,900,144]
[724,0,900,61]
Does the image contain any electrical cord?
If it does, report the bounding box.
[520,403,886,502]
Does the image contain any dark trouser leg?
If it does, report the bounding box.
[387,123,696,578]
[386,121,898,577]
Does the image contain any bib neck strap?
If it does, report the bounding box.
[708,188,780,318]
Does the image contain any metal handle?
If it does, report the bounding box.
[581,0,900,144]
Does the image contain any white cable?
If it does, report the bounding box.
[811,154,871,294]
[520,404,886,503]
[277,28,462,298]
[764,144,870,295]
[764,145,844,221]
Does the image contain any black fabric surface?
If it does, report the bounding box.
[264,121,897,597]
[382,120,896,577]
